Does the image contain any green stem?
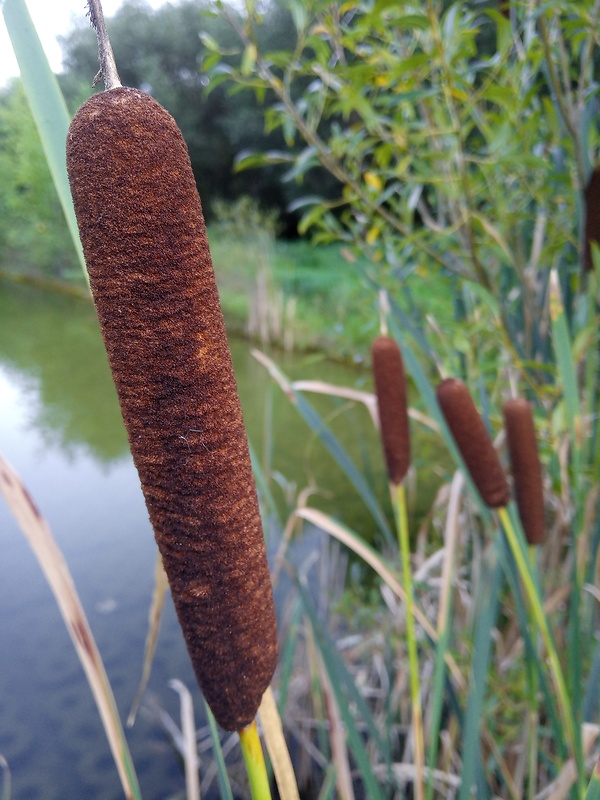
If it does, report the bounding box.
[498,507,583,795]
[393,483,425,800]
[239,720,272,800]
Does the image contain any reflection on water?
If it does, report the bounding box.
[0,283,128,462]
[0,279,393,799]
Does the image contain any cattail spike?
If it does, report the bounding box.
[436,378,510,508]
[503,399,545,545]
[67,87,277,731]
[583,165,600,272]
[371,336,411,485]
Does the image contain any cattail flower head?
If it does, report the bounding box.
[371,336,411,485]
[67,87,277,731]
[436,378,510,508]
[584,165,600,272]
[503,399,545,545]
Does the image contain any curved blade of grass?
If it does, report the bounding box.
[128,551,169,726]
[586,760,600,800]
[549,269,582,483]
[0,454,141,800]
[204,702,234,800]
[1,0,87,281]
[169,679,200,800]
[258,687,300,800]
[252,349,394,545]
[249,440,282,529]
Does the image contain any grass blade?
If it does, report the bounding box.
[0,454,141,800]
[204,702,235,800]
[458,551,502,800]
[1,0,87,280]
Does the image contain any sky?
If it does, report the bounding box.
[0,0,166,88]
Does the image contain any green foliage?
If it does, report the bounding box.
[211,1,600,797]
[0,82,77,277]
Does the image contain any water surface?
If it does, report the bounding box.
[0,280,393,799]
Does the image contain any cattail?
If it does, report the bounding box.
[503,399,545,545]
[436,378,510,508]
[583,165,600,272]
[66,87,278,731]
[371,336,410,485]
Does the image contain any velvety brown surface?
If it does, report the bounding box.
[584,166,600,272]
[436,378,510,508]
[371,336,410,485]
[66,87,277,731]
[503,399,545,545]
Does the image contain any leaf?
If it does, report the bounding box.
[241,43,257,76]
[0,454,141,800]
[364,170,383,192]
[1,0,87,282]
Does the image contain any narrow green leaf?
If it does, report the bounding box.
[458,552,502,800]
[549,269,583,480]
[204,702,235,800]
[586,761,600,800]
[2,0,87,281]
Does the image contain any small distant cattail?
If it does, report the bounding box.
[583,165,600,272]
[436,378,510,508]
[372,336,410,485]
[67,87,278,731]
[503,399,545,545]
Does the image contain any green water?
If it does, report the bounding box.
[0,279,442,799]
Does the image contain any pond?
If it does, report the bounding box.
[0,279,412,799]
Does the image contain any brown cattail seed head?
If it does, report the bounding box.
[503,399,545,545]
[66,87,277,731]
[583,165,600,272]
[371,336,410,485]
[436,378,510,508]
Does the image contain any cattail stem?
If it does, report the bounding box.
[87,0,121,89]
[239,721,272,800]
[392,483,425,800]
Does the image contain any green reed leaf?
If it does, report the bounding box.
[1,0,87,281]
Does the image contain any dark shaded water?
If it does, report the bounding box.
[0,280,401,799]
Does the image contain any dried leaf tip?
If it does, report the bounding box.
[436,378,509,508]
[372,336,410,485]
[503,399,545,545]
